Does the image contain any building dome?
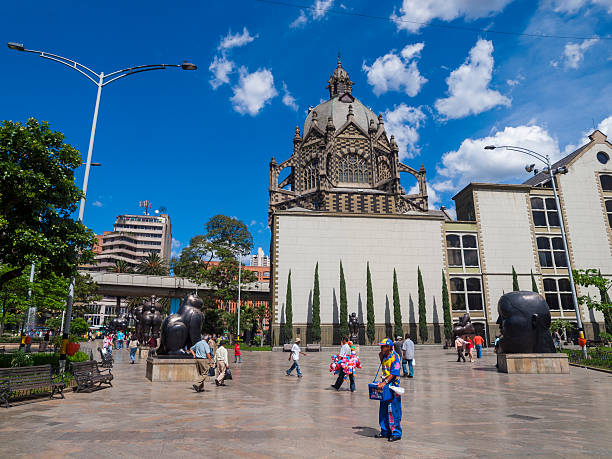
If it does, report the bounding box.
[303,97,377,138]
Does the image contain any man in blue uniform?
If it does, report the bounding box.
[374,338,402,442]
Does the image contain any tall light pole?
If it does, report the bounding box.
[237,253,243,339]
[484,144,588,358]
[8,42,197,370]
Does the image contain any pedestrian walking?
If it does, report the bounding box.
[190,335,214,392]
[374,338,402,442]
[116,330,125,350]
[393,336,403,358]
[473,334,484,359]
[208,335,217,358]
[128,333,139,364]
[214,339,229,386]
[331,336,355,391]
[466,337,474,363]
[401,333,415,378]
[234,340,242,363]
[286,337,306,377]
[455,336,466,362]
[553,330,562,350]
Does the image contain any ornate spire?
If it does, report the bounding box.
[326,56,354,99]
[346,104,354,121]
[293,126,302,145]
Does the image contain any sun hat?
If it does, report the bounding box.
[378,338,393,347]
[295,337,301,343]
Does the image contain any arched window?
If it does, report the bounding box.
[338,154,370,184]
[378,158,391,181]
[304,160,319,190]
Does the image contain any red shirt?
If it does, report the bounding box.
[466,338,473,349]
[234,343,241,355]
[473,335,484,346]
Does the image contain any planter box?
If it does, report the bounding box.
[497,353,569,374]
[145,356,199,382]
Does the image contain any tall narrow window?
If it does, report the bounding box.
[600,174,612,192]
[338,154,370,184]
[530,197,560,228]
[606,200,612,228]
[543,278,573,311]
[450,277,483,312]
[537,236,567,268]
[446,234,480,268]
[304,160,319,190]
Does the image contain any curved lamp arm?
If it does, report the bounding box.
[485,144,549,166]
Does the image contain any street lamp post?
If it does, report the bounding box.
[8,42,197,370]
[484,144,588,358]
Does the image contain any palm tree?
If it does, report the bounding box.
[108,260,133,273]
[137,253,168,276]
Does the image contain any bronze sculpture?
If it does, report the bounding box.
[496,291,556,354]
[349,312,360,342]
[453,313,475,338]
[132,296,163,342]
[157,294,204,355]
[108,315,128,332]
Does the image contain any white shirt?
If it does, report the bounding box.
[339,343,351,357]
[291,344,301,361]
[402,338,415,360]
[215,346,229,365]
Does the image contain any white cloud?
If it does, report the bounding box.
[290,10,308,28]
[550,0,612,14]
[362,43,427,97]
[231,67,278,116]
[171,237,181,249]
[434,39,510,119]
[391,0,513,33]
[598,114,612,137]
[562,114,612,154]
[560,38,599,69]
[282,82,298,111]
[92,200,102,207]
[209,54,235,89]
[313,0,335,19]
[436,124,561,189]
[383,104,427,160]
[170,238,181,258]
[218,27,257,51]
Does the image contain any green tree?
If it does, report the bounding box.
[109,260,133,274]
[392,269,403,338]
[284,270,293,342]
[573,268,612,333]
[339,261,349,339]
[442,270,453,344]
[366,262,375,344]
[0,118,95,291]
[512,266,519,291]
[418,267,428,344]
[73,272,102,317]
[137,252,169,276]
[173,215,256,309]
[530,270,539,293]
[70,317,88,336]
[311,263,321,343]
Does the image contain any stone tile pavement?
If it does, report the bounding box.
[1,346,611,458]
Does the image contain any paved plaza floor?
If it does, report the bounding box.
[1,345,611,458]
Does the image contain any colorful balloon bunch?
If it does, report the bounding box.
[330,349,361,377]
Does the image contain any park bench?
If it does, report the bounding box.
[306,344,321,352]
[0,346,5,354]
[71,360,113,392]
[283,344,292,352]
[98,347,113,368]
[0,364,65,408]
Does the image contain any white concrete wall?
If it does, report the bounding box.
[275,214,445,325]
[475,189,539,310]
[558,140,612,322]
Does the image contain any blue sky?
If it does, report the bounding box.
[2,0,611,260]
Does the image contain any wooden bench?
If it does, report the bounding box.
[0,364,65,408]
[306,344,321,352]
[71,360,113,392]
[98,347,113,368]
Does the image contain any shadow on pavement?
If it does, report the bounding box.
[352,426,378,437]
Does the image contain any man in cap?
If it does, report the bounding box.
[286,337,306,377]
[374,338,402,442]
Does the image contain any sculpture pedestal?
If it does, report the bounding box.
[146,356,199,382]
[497,353,569,374]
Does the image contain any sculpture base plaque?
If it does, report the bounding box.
[497,353,569,374]
[146,356,200,382]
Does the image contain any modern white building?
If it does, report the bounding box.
[267,61,611,345]
[251,247,270,267]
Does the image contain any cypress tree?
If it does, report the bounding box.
[417,267,428,343]
[366,262,375,344]
[392,269,403,338]
[531,270,539,293]
[442,270,453,342]
[312,262,321,342]
[339,261,349,339]
[599,270,612,334]
[512,266,520,291]
[284,270,293,342]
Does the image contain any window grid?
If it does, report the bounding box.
[600,174,612,192]
[536,236,568,270]
[449,277,484,313]
[543,278,574,316]
[446,233,480,270]
[530,197,560,229]
[338,154,370,184]
[606,200,612,229]
[304,160,319,190]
